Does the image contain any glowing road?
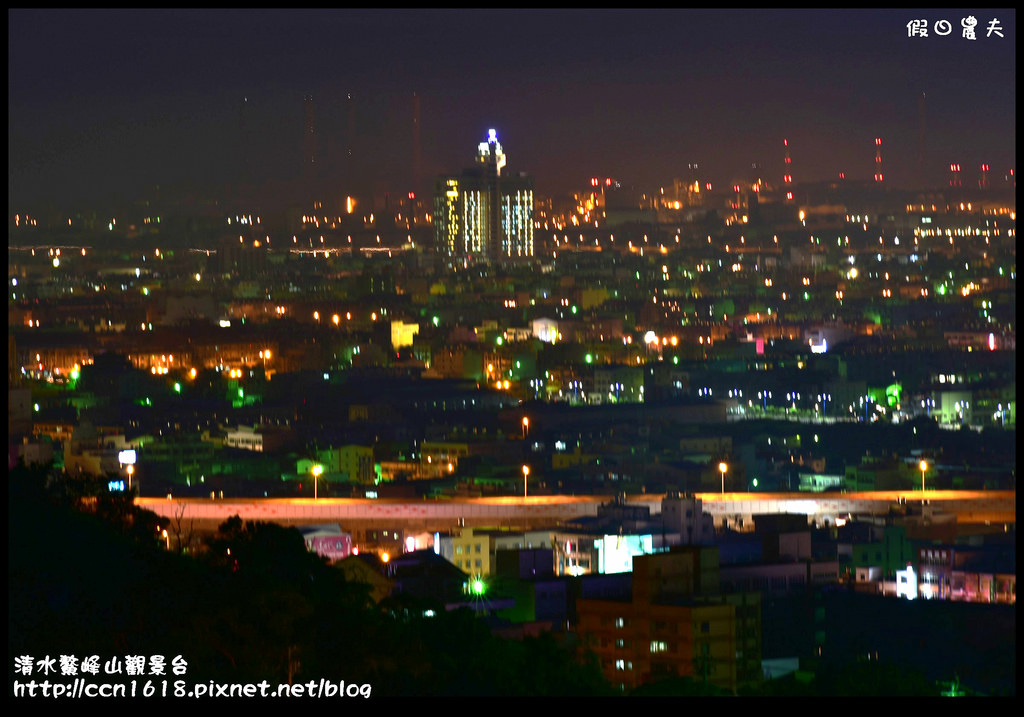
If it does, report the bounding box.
[137,490,1015,534]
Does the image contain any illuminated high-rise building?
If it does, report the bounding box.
[434,129,534,264]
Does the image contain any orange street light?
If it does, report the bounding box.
[312,464,323,500]
[718,461,728,494]
[522,464,530,498]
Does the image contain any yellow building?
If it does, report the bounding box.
[451,527,493,577]
[390,320,419,349]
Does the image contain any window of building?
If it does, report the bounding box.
[650,641,668,653]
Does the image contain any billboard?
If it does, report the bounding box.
[596,534,654,574]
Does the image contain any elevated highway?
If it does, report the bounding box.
[137,490,1015,537]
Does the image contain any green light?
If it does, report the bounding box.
[571,305,577,315]
[752,477,758,488]
[496,336,503,346]
[33,403,39,412]
[803,291,810,301]
[173,382,181,393]
[885,382,902,408]
[672,356,678,365]
[472,579,485,595]
[238,388,244,398]
[70,369,80,381]
[432,315,439,327]
[143,287,149,296]
[585,353,593,364]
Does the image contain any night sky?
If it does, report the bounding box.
[8,9,1016,210]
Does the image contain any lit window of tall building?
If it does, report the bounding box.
[434,129,534,264]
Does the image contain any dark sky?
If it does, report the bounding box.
[8,9,1016,210]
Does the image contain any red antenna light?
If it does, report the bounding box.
[874,138,883,182]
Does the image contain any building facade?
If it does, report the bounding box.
[576,547,762,694]
[434,129,534,264]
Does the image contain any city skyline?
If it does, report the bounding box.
[8,8,1016,700]
[9,9,1016,209]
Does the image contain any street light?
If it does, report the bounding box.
[718,461,728,494]
[522,416,529,439]
[312,464,323,500]
[919,459,928,493]
[522,465,530,498]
